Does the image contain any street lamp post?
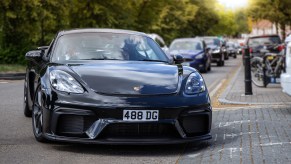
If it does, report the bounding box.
[244,47,253,95]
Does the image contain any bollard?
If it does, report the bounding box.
[244,47,253,95]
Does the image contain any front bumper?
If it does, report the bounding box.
[211,52,222,62]
[42,104,212,144]
[182,59,206,71]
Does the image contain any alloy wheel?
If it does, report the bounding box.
[32,89,43,137]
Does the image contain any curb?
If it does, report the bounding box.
[0,73,25,80]
[218,65,242,105]
[218,65,291,105]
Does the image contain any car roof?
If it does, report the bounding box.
[197,36,218,39]
[249,34,280,39]
[58,28,147,36]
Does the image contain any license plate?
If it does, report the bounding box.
[267,56,274,60]
[123,110,159,121]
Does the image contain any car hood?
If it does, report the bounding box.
[69,61,180,95]
[207,45,219,50]
[227,47,235,51]
[169,50,202,59]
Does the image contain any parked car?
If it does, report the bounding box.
[199,37,225,66]
[234,42,242,54]
[169,38,211,73]
[226,41,237,58]
[24,28,212,144]
[147,33,168,53]
[245,34,282,57]
[243,34,283,65]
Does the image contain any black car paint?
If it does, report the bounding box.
[201,37,226,66]
[24,29,212,144]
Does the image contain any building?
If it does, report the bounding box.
[250,19,291,40]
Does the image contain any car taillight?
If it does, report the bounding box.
[278,45,284,52]
[249,48,253,53]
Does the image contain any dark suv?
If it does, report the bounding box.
[200,37,226,66]
[245,34,282,58]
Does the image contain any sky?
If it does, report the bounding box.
[217,0,248,9]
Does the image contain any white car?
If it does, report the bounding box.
[281,41,291,95]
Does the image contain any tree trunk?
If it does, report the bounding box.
[280,22,286,40]
[275,22,279,35]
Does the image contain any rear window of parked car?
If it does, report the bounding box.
[248,36,281,46]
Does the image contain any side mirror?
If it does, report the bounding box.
[173,54,184,64]
[25,50,42,61]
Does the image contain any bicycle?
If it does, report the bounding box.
[250,51,285,87]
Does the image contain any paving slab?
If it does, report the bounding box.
[219,65,291,105]
[178,105,291,164]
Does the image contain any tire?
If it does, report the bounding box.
[207,63,211,71]
[217,61,222,66]
[32,85,48,142]
[234,54,237,58]
[200,65,207,73]
[24,76,32,117]
[225,54,229,60]
[217,54,223,66]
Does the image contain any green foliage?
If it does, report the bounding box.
[0,0,251,64]
[248,0,291,38]
[0,64,26,73]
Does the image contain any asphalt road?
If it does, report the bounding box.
[0,57,243,164]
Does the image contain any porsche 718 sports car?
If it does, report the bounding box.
[24,29,212,144]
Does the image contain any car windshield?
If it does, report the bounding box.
[203,38,221,46]
[51,32,169,62]
[169,40,202,51]
[248,36,281,46]
[227,43,235,48]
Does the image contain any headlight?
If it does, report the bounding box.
[195,54,204,59]
[49,70,84,93]
[212,49,220,53]
[185,72,206,94]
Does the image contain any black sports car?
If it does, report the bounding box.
[24,29,212,144]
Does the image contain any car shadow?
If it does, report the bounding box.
[50,142,191,156]
[49,125,238,157]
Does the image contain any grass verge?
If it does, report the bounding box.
[0,64,26,73]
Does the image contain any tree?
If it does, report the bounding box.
[207,6,238,36]
[248,0,291,39]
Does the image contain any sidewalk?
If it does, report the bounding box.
[219,65,291,105]
[0,73,25,80]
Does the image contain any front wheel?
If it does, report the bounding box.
[207,63,211,71]
[24,83,32,117]
[24,75,32,117]
[32,85,48,142]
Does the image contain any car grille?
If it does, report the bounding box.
[179,114,211,137]
[56,115,96,137]
[99,123,180,139]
